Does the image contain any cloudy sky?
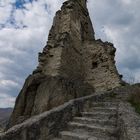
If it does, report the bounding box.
[0,0,140,108]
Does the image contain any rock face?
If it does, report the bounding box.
[7,0,122,129]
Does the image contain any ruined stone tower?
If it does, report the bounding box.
[7,0,122,128]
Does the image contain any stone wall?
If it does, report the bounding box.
[37,0,95,77]
[118,102,140,140]
[37,0,122,91]
[83,40,122,91]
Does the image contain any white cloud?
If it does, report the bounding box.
[121,0,132,5]
[0,93,15,108]
[0,80,19,87]
[0,57,14,65]
[0,5,12,24]
[0,0,16,25]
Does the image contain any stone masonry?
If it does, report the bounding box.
[7,0,122,129]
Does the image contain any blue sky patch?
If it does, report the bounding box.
[15,0,35,9]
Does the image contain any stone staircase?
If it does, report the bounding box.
[52,101,119,140]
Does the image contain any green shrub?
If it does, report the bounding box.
[109,92,116,98]
[128,86,140,114]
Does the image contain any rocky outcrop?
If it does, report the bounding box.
[7,0,122,129]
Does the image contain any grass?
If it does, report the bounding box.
[109,92,116,98]
[128,86,140,114]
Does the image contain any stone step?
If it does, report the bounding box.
[89,107,117,114]
[92,102,118,107]
[67,122,118,138]
[51,138,62,140]
[73,117,117,126]
[60,131,117,140]
[60,131,90,140]
[81,112,117,120]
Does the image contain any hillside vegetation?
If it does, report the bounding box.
[128,84,140,114]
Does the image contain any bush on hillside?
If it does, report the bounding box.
[128,85,140,114]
